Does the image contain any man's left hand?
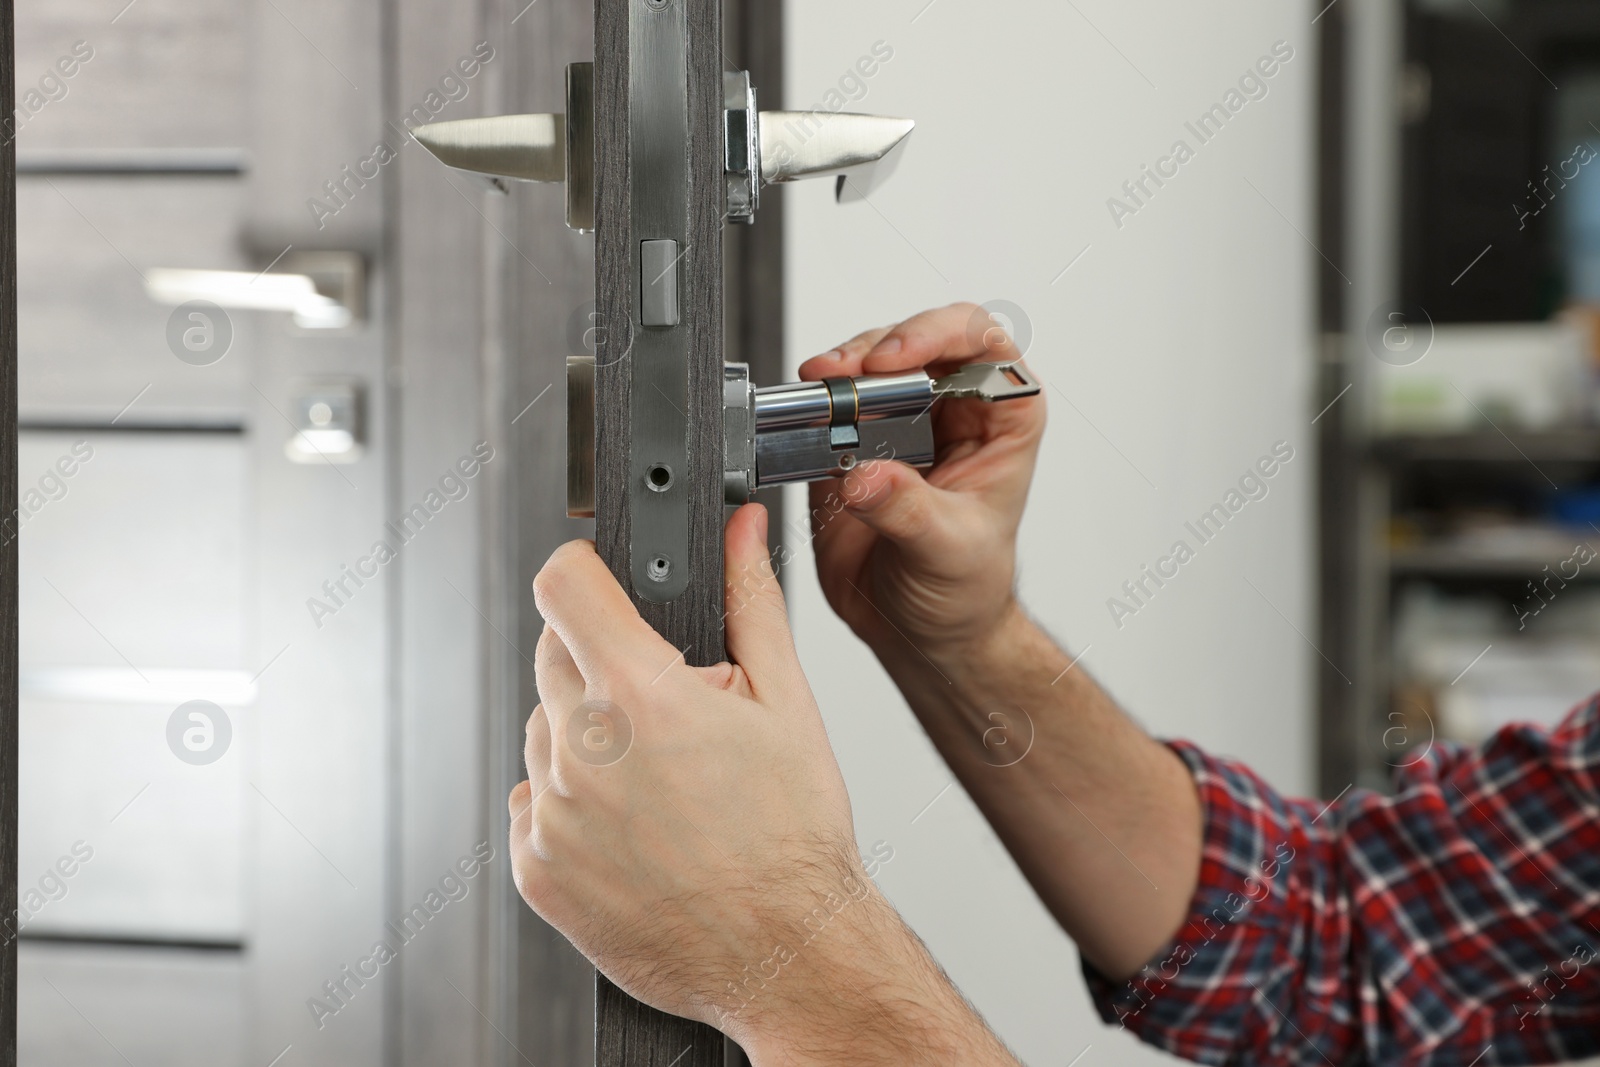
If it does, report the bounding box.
[512,505,866,1035]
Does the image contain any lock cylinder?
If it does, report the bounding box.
[752,371,933,433]
[713,361,1040,507]
[740,371,938,494]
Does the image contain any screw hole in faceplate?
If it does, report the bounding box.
[647,556,672,583]
[646,463,674,492]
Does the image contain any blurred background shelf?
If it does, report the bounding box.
[1388,546,1600,580]
[1372,430,1600,465]
[1318,0,1600,795]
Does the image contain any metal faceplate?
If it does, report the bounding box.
[627,0,692,602]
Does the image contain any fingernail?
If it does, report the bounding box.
[820,348,846,361]
[754,504,769,543]
[874,337,903,356]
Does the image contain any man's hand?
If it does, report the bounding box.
[798,302,1046,656]
[510,505,1020,1066]
[802,304,1203,983]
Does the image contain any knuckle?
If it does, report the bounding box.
[843,330,883,356]
[526,791,562,854]
[531,564,561,606]
[511,851,553,909]
[533,540,592,600]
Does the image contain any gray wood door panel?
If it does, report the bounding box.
[20,694,246,941]
[246,326,393,1067]
[499,3,603,1067]
[243,4,392,1067]
[17,177,252,423]
[19,943,245,1067]
[19,431,245,669]
[12,0,246,154]
[243,0,386,253]
[391,3,503,1066]
[18,431,247,943]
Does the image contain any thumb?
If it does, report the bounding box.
[839,460,960,566]
[722,503,799,686]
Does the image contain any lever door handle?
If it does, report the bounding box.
[144,251,365,330]
[412,64,913,229]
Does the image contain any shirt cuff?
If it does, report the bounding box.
[1080,740,1307,1065]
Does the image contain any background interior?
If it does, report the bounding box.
[14,0,1600,1063]
[784,2,1313,1063]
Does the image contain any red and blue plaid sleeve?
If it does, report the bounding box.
[1083,693,1600,1066]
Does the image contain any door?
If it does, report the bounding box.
[12,1,782,1065]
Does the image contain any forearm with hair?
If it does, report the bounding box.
[733,888,1021,1067]
[872,605,1204,980]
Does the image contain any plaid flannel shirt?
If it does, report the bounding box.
[1085,693,1600,1066]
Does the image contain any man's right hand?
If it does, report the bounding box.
[797,302,1047,660]
[802,305,1204,983]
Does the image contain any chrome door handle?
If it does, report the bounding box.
[144,251,365,330]
[412,64,913,230]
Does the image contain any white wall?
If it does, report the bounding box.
[782,1,1317,1063]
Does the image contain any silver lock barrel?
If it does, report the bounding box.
[751,380,831,431]
[726,362,1041,503]
[753,371,933,431]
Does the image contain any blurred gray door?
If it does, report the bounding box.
[13,2,595,1066]
[16,4,267,1065]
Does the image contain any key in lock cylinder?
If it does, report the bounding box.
[720,361,1041,505]
[566,360,1039,516]
[569,356,1043,515]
